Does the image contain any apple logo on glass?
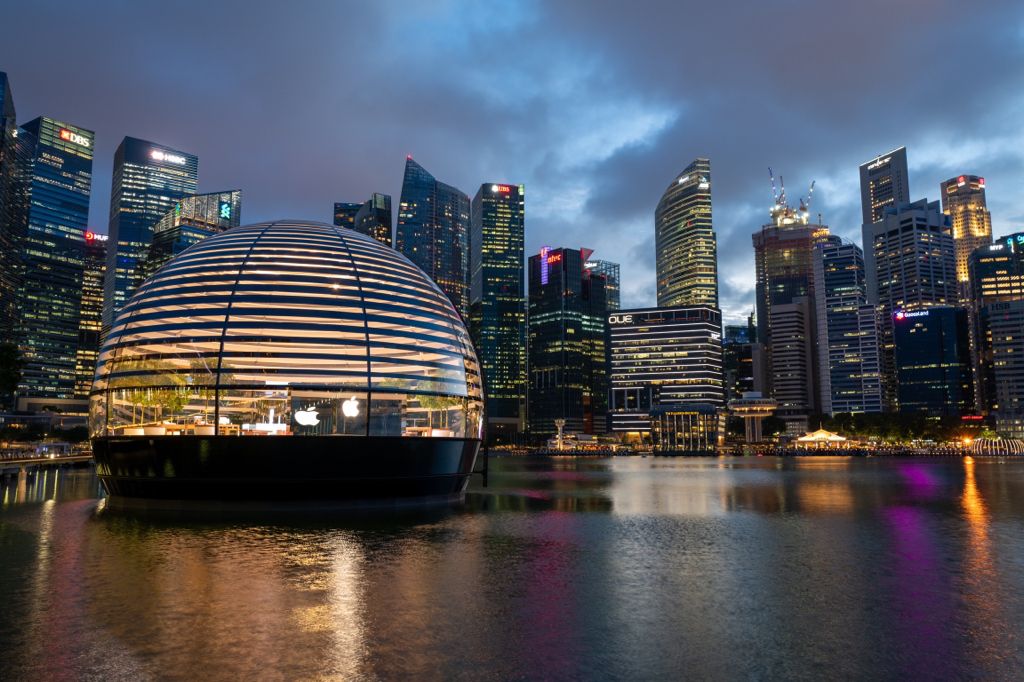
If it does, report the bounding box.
[294,407,320,426]
[342,396,360,418]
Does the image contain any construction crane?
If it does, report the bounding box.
[768,167,779,205]
[799,180,817,213]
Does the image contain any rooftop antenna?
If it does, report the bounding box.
[769,167,779,204]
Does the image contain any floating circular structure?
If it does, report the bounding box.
[969,438,1024,456]
[90,220,483,511]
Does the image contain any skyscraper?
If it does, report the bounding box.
[894,307,973,416]
[470,183,525,442]
[15,117,94,412]
[655,159,718,308]
[352,193,392,247]
[333,202,361,229]
[752,195,832,430]
[607,306,723,437]
[584,259,620,310]
[0,72,23,344]
[813,240,883,415]
[528,247,608,438]
[867,199,957,410]
[941,174,992,302]
[142,190,242,278]
[859,147,910,225]
[396,157,470,317]
[104,137,198,332]
[76,232,106,399]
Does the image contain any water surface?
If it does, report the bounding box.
[2,456,1023,680]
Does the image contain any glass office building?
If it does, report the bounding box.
[333,202,361,229]
[76,232,107,399]
[893,307,973,417]
[470,183,525,441]
[527,247,608,438]
[142,190,242,278]
[812,240,883,415]
[655,158,718,308]
[942,174,992,303]
[91,220,484,507]
[396,157,471,318]
[0,72,23,345]
[104,137,197,332]
[607,306,723,437]
[585,260,620,310]
[15,117,94,412]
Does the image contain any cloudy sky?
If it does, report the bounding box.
[5,0,1024,322]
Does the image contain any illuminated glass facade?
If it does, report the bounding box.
[607,306,723,435]
[867,199,956,410]
[470,183,525,439]
[941,174,992,303]
[655,159,718,307]
[968,235,1024,414]
[0,72,24,345]
[894,307,973,417]
[104,137,198,332]
[860,147,909,225]
[353,193,392,247]
[585,260,620,310]
[396,158,470,318]
[333,202,361,229]
[752,200,834,422]
[13,118,93,411]
[812,241,883,415]
[91,220,483,440]
[528,247,608,438]
[142,190,242,279]
[76,233,107,399]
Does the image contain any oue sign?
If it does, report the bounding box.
[608,314,633,325]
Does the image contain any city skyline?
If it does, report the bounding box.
[2,2,1021,324]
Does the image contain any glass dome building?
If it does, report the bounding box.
[91,220,484,509]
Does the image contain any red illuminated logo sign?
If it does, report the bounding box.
[979,177,985,188]
[492,185,511,193]
[60,129,90,147]
[958,175,966,187]
[546,253,561,264]
[85,231,95,241]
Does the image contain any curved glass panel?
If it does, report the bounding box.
[91,220,483,438]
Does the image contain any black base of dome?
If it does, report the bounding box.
[92,435,480,510]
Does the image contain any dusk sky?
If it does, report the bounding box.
[4,0,1023,322]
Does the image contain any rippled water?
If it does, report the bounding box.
[2,456,1024,680]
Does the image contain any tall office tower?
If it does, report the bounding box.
[352,193,393,247]
[333,202,361,229]
[752,195,832,430]
[104,137,198,332]
[396,157,470,317]
[606,306,723,437]
[469,183,525,442]
[968,234,1024,416]
[15,118,94,412]
[723,319,759,406]
[941,174,992,302]
[893,307,973,416]
[76,232,107,399]
[813,241,883,415]
[142,190,242,278]
[860,147,910,226]
[585,260,620,310]
[527,247,608,438]
[655,159,718,307]
[0,72,23,344]
[867,199,957,410]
